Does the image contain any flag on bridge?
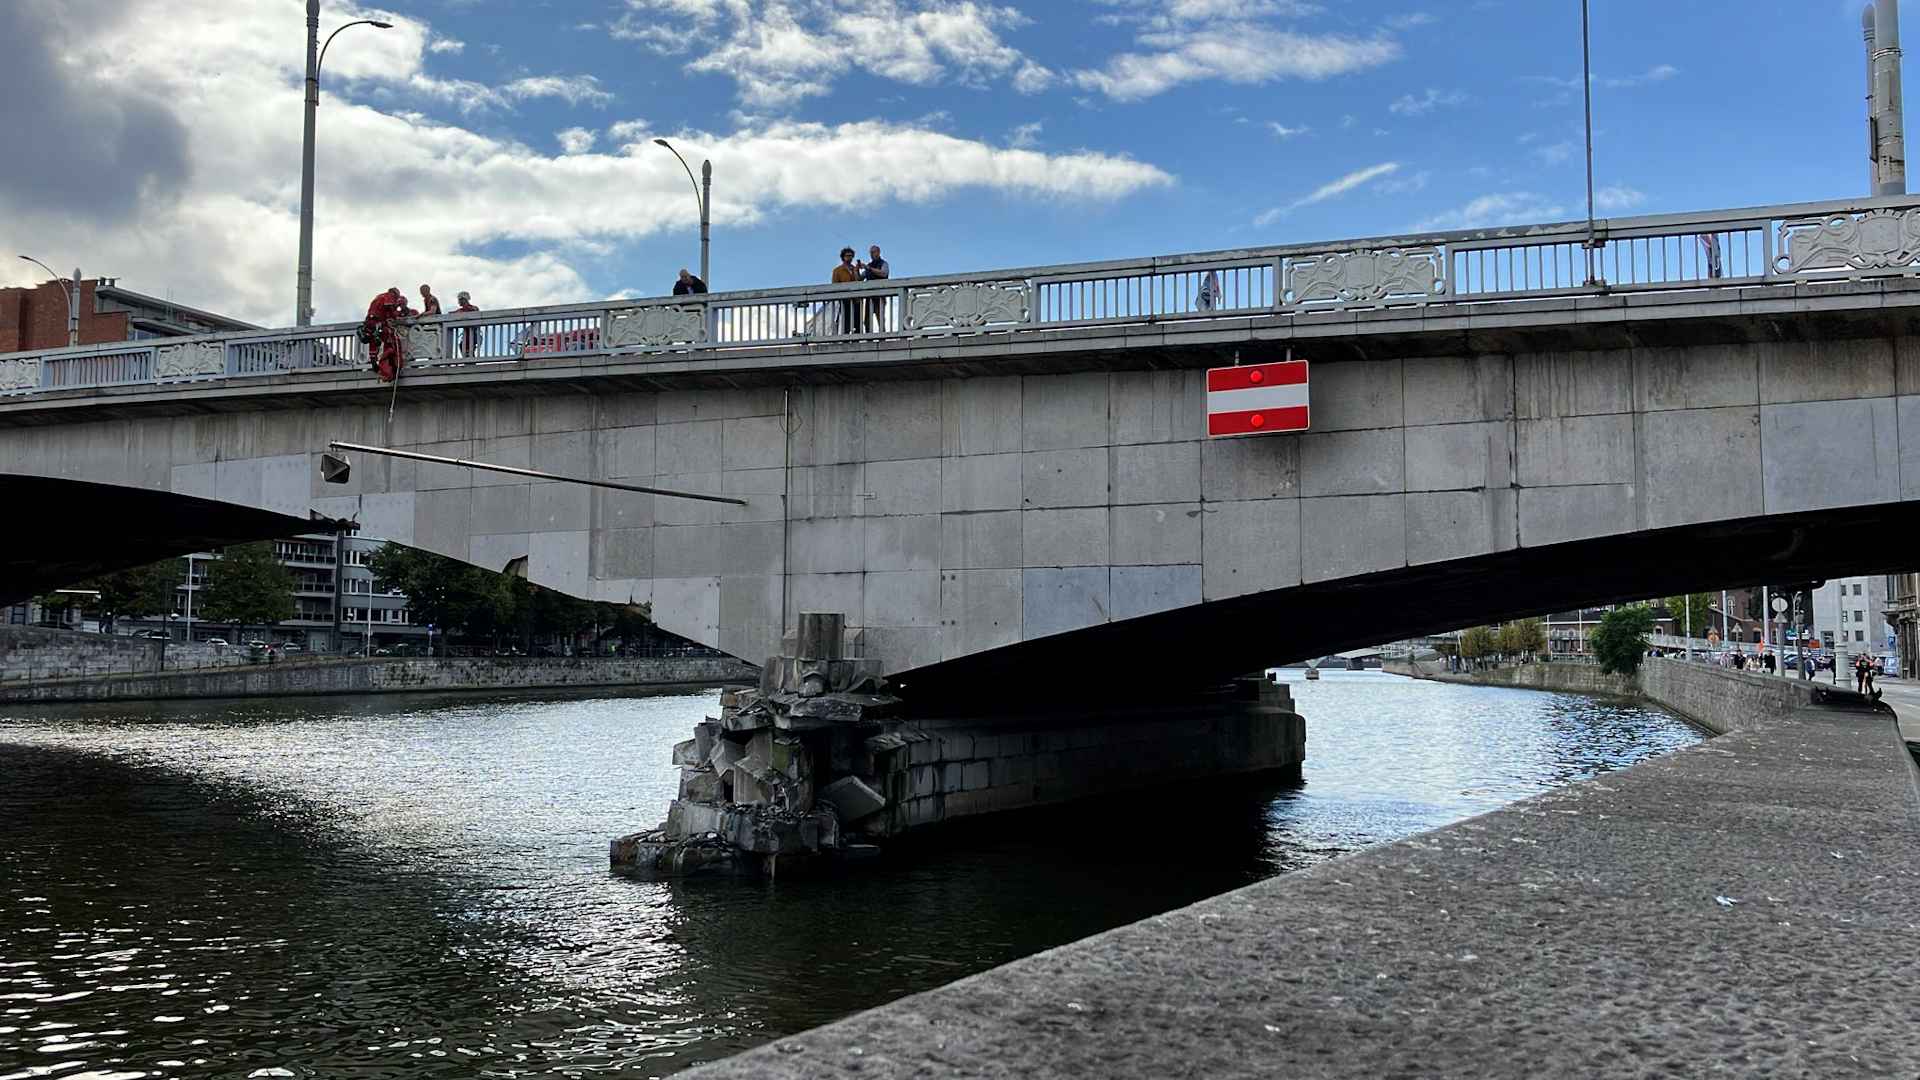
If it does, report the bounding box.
[1207,360,1310,437]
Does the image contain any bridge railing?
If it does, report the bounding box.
[6,194,1920,398]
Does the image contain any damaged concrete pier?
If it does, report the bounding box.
[612,613,1304,877]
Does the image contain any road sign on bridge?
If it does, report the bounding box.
[1206,360,1309,437]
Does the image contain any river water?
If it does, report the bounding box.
[0,670,1700,1079]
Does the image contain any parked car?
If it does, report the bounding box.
[279,642,303,653]
[205,637,229,647]
[139,629,171,640]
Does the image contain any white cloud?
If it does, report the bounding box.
[0,0,1172,327]
[1412,192,1567,232]
[1525,63,1680,97]
[620,0,1049,107]
[1253,161,1400,225]
[1532,140,1575,166]
[1385,12,1435,30]
[557,127,598,154]
[1008,121,1043,148]
[1388,87,1466,116]
[606,118,652,145]
[1604,64,1677,88]
[503,75,614,107]
[1074,27,1400,101]
[428,37,465,54]
[1594,185,1646,212]
[1268,122,1310,138]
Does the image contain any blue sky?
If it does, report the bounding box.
[0,0,1895,325]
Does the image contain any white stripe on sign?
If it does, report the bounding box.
[1206,384,1310,412]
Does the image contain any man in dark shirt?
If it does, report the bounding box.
[861,244,890,331]
[673,268,708,295]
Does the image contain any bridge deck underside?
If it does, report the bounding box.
[898,501,1920,708]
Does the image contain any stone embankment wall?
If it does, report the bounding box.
[0,656,758,705]
[0,626,164,681]
[1386,656,1880,735]
[883,688,1306,834]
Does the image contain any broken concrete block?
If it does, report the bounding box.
[671,738,699,766]
[732,758,775,805]
[679,768,723,803]
[694,721,718,763]
[721,703,773,734]
[818,776,887,822]
[711,737,745,774]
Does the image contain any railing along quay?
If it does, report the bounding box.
[5,195,1919,398]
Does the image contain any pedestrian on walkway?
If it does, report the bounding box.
[1855,654,1871,694]
[861,244,890,331]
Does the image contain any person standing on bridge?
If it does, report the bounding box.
[673,268,708,296]
[831,247,862,333]
[454,291,479,356]
[418,284,442,316]
[861,245,890,331]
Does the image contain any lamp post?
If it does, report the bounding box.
[16,256,78,346]
[654,138,711,287]
[296,2,392,326]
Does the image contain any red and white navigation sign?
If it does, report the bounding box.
[1206,360,1309,437]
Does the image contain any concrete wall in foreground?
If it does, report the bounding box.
[6,338,1918,675]
[0,655,758,704]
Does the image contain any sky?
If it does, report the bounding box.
[0,0,1895,328]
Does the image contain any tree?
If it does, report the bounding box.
[198,542,294,636]
[1506,618,1547,659]
[85,559,183,634]
[1590,605,1656,675]
[1458,625,1496,663]
[1663,593,1716,639]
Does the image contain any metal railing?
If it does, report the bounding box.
[7,194,1920,399]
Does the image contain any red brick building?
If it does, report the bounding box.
[0,277,253,354]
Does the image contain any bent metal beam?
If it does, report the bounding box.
[325,441,748,506]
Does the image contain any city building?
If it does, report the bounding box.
[1,276,254,354]
[118,534,427,652]
[1885,573,1918,678]
[1811,576,1892,661]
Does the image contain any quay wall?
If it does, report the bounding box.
[0,655,758,705]
[1384,656,1880,735]
[0,625,165,682]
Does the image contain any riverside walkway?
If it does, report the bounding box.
[684,659,1920,1078]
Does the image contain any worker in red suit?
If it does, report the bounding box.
[362,286,409,381]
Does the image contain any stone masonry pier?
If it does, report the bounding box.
[680,658,1920,1077]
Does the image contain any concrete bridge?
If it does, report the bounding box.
[4,194,1919,696]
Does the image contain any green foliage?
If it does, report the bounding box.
[369,542,652,644]
[198,543,295,629]
[1458,625,1496,660]
[1496,618,1547,659]
[1591,605,1656,675]
[1663,593,1715,637]
[86,559,184,632]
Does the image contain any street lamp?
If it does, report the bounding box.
[16,255,79,346]
[654,138,712,287]
[296,1,392,327]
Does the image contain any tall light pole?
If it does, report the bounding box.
[296,2,391,326]
[1867,1,1909,195]
[17,255,78,346]
[654,138,711,287]
[1579,0,1602,286]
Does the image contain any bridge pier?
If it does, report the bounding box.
[610,614,1305,878]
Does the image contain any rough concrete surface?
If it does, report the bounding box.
[684,706,1920,1078]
